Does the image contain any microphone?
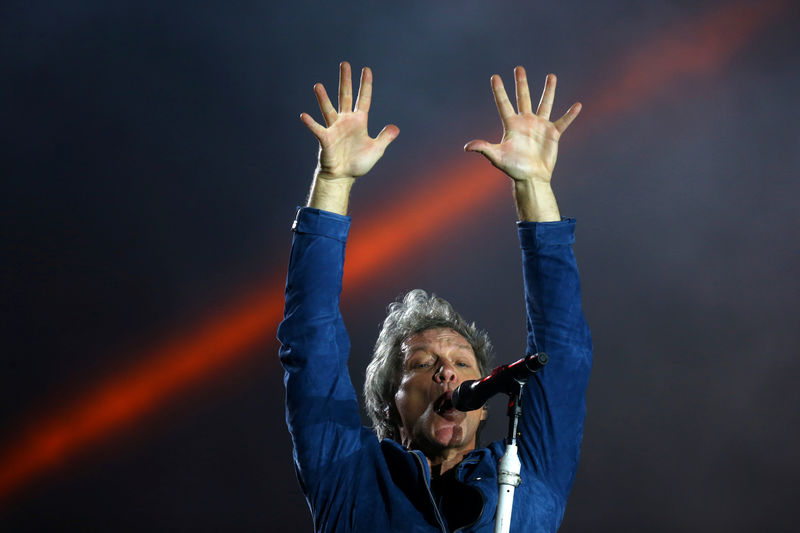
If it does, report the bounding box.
[451,353,549,412]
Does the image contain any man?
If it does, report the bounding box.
[278,61,592,532]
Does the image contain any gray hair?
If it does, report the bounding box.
[364,289,493,441]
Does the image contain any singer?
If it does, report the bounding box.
[278,62,592,532]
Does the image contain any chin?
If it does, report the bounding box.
[431,424,465,448]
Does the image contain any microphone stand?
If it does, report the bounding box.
[494,354,548,533]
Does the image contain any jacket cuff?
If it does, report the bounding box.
[517,217,576,248]
[292,207,351,243]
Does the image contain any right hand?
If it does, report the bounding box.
[301,62,399,184]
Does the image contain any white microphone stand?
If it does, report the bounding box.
[493,351,548,533]
[494,382,525,533]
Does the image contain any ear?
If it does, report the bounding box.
[383,403,396,424]
[386,401,410,444]
[480,405,489,421]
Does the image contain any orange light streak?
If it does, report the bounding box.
[0,0,788,506]
[345,159,507,284]
[0,282,286,503]
[584,0,788,122]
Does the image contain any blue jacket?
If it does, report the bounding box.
[278,207,592,532]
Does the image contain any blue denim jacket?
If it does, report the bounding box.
[278,207,592,532]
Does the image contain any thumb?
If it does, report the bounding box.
[300,112,326,141]
[464,139,501,166]
[376,124,400,151]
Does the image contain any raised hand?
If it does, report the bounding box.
[301,62,399,214]
[465,67,581,182]
[464,67,582,221]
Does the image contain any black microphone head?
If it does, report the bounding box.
[451,380,481,412]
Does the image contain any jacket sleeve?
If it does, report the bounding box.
[276,207,366,492]
[516,218,593,500]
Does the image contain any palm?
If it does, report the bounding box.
[497,114,561,182]
[300,62,398,182]
[317,112,384,178]
[465,69,581,184]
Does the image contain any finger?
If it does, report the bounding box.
[300,112,326,140]
[514,66,533,114]
[464,139,502,166]
[355,67,372,113]
[536,73,557,120]
[553,102,582,135]
[375,124,400,151]
[338,61,353,113]
[464,139,490,153]
[491,75,515,122]
[313,83,338,126]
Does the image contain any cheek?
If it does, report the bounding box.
[394,377,426,421]
[393,380,411,419]
[393,385,407,413]
[460,366,483,381]
[469,410,485,426]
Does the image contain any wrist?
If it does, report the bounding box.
[315,170,356,183]
[307,172,355,215]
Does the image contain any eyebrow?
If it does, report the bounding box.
[402,345,475,361]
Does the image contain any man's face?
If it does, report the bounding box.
[393,328,486,456]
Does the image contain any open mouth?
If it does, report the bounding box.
[433,391,455,416]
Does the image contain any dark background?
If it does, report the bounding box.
[2,0,799,531]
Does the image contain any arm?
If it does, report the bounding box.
[517,219,592,501]
[467,68,591,499]
[278,62,398,485]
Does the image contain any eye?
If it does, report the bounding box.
[456,361,471,368]
[409,357,434,370]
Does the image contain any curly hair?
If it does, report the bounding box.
[364,289,493,441]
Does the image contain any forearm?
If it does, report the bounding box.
[519,220,591,357]
[517,219,592,496]
[512,178,561,222]
[279,208,351,374]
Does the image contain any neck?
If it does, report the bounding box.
[398,431,477,477]
[416,443,474,477]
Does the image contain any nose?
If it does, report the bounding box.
[433,362,456,384]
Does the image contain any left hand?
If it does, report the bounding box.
[464,67,581,185]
